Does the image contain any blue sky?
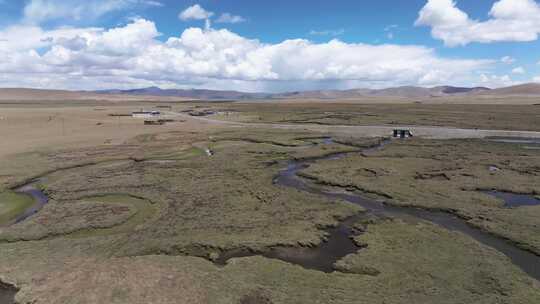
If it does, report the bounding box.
[0,0,539,91]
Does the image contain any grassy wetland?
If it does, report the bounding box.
[1,101,540,303]
[211,103,540,131]
[0,191,34,225]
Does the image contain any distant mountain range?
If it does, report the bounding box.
[270,86,492,99]
[94,83,540,100]
[2,83,540,102]
[95,87,270,100]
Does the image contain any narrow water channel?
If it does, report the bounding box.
[266,139,540,280]
[1,183,45,303]
[215,213,368,273]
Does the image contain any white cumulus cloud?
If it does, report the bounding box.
[415,0,540,46]
[216,13,246,24]
[512,67,526,74]
[0,19,494,91]
[479,73,515,87]
[179,4,214,21]
[500,56,515,64]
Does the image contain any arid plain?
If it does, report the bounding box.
[1,92,540,304]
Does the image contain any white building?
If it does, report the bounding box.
[132,111,160,119]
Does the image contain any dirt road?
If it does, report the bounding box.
[170,112,540,140]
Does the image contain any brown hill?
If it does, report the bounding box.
[272,86,490,99]
[477,83,540,96]
[1,83,540,104]
[0,88,192,103]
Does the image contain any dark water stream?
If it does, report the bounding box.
[217,139,540,280]
[215,213,368,273]
[0,183,48,302]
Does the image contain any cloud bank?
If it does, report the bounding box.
[0,17,495,91]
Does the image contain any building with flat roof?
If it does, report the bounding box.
[132,110,160,119]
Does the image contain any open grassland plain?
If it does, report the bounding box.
[0,191,34,225]
[0,104,212,160]
[207,103,540,132]
[1,102,540,303]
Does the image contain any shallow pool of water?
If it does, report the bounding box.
[13,181,49,224]
[483,191,540,208]
[0,282,17,304]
